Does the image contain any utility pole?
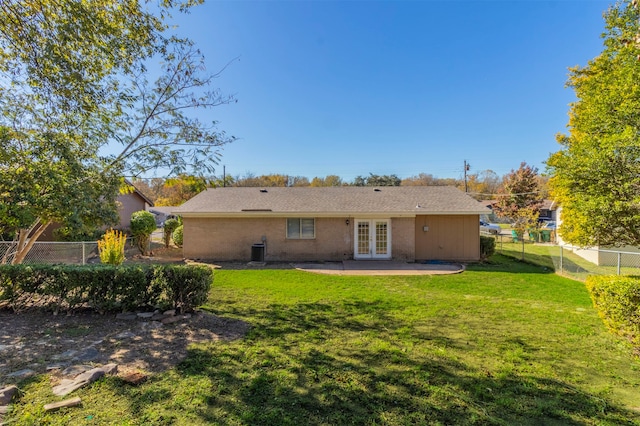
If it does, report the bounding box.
[464,160,470,192]
[223,165,226,187]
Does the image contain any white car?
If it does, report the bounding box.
[480,220,501,235]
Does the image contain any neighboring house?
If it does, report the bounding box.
[480,199,557,223]
[38,181,154,241]
[555,206,640,267]
[172,186,489,262]
[479,200,499,222]
[118,182,154,230]
[147,206,178,226]
[538,200,557,222]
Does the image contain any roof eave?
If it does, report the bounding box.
[174,210,488,218]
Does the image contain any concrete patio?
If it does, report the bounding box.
[293,260,464,276]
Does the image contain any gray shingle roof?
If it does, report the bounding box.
[173,186,489,216]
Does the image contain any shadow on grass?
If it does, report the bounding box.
[496,249,595,281]
[104,300,638,425]
[467,253,555,275]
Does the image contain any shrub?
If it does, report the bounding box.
[130,210,157,255]
[0,264,213,314]
[97,229,127,265]
[480,236,496,259]
[163,218,180,248]
[173,225,184,248]
[585,275,640,346]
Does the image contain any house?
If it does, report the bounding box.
[147,206,178,226]
[38,181,154,241]
[538,199,557,222]
[480,199,557,223]
[117,182,154,230]
[172,186,490,262]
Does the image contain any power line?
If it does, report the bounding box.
[468,190,543,197]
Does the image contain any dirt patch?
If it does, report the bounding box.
[0,309,250,383]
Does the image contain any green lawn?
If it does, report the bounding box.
[497,241,640,280]
[10,255,640,425]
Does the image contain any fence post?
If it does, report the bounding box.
[559,245,563,275]
[82,242,86,265]
[617,252,621,276]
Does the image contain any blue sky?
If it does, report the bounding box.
[168,0,612,182]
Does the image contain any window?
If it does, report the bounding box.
[286,218,315,239]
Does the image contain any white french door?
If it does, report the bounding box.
[354,219,391,259]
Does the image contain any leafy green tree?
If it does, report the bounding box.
[163,218,180,248]
[310,175,344,187]
[464,170,502,200]
[154,175,210,206]
[0,1,235,263]
[494,162,543,236]
[352,173,401,186]
[0,128,121,264]
[401,173,460,187]
[130,211,157,255]
[547,0,640,247]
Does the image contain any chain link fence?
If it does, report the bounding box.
[483,231,640,281]
[0,238,138,265]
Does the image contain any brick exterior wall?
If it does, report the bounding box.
[391,217,415,261]
[182,216,418,262]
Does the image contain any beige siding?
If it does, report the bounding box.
[414,214,480,261]
[117,193,149,230]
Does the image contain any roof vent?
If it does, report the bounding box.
[259,189,268,193]
[374,188,381,192]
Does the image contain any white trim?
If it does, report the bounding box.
[176,211,486,219]
[354,218,392,260]
[285,218,316,239]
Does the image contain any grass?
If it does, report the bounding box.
[7,255,640,425]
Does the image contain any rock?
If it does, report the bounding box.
[120,371,148,385]
[0,385,18,405]
[52,368,105,396]
[151,313,166,321]
[44,396,82,412]
[161,316,182,325]
[6,369,35,380]
[137,312,154,319]
[163,309,176,316]
[101,363,118,375]
[61,365,93,377]
[116,313,137,320]
[0,344,11,352]
[52,349,78,361]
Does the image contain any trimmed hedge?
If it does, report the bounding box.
[585,275,640,346]
[0,264,213,314]
[480,236,496,259]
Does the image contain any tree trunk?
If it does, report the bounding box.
[9,219,53,265]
